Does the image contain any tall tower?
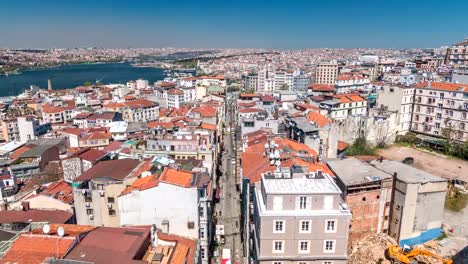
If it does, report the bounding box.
[47,79,53,91]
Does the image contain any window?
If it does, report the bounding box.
[85,196,92,203]
[200,227,205,239]
[323,195,333,210]
[299,196,307,210]
[325,220,337,233]
[107,197,115,203]
[273,262,282,264]
[272,240,284,253]
[298,240,310,253]
[97,184,104,190]
[273,220,285,233]
[200,248,205,259]
[323,262,334,264]
[300,220,311,233]
[86,209,93,215]
[324,240,336,253]
[108,209,116,216]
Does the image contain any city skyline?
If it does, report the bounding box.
[1,0,467,49]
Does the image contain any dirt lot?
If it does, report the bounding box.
[378,145,468,181]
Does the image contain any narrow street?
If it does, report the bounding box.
[215,96,243,263]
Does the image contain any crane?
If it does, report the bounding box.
[387,245,453,264]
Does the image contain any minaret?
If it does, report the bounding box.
[47,79,53,91]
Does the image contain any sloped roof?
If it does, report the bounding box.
[0,209,73,224]
[75,159,141,182]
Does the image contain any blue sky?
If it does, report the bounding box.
[1,0,467,49]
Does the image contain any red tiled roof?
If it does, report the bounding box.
[158,232,197,264]
[240,93,260,97]
[307,111,331,127]
[0,209,73,224]
[125,99,157,109]
[191,106,217,117]
[308,84,334,91]
[80,132,111,141]
[103,141,123,152]
[1,234,75,263]
[167,88,184,95]
[10,144,37,160]
[37,180,74,205]
[415,81,468,92]
[159,167,193,188]
[78,148,107,163]
[200,123,216,131]
[75,159,142,182]
[120,175,158,196]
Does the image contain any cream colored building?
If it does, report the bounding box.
[315,61,339,85]
[412,82,468,141]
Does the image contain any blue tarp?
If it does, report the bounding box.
[399,228,442,247]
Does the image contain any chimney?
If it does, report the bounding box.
[48,79,53,91]
[22,201,30,211]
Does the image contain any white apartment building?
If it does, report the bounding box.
[335,74,370,94]
[136,79,149,89]
[319,94,368,120]
[118,168,212,264]
[167,88,185,108]
[315,61,339,85]
[412,82,468,141]
[377,85,415,134]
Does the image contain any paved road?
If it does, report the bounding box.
[216,96,243,263]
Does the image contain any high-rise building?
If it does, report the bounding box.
[315,61,339,85]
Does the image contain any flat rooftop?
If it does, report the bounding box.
[262,174,341,194]
[327,158,392,186]
[369,160,447,184]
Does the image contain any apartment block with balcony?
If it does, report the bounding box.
[1,119,19,142]
[251,165,351,264]
[376,85,415,134]
[411,82,468,141]
[445,37,468,66]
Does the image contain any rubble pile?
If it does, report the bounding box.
[348,233,397,264]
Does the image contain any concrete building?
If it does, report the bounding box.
[167,88,185,108]
[293,75,311,93]
[319,94,367,121]
[369,160,448,246]
[17,116,50,142]
[412,81,468,141]
[72,159,148,227]
[118,167,212,264]
[327,158,393,244]
[1,119,19,142]
[244,74,259,91]
[334,74,370,94]
[445,37,468,66]
[376,85,415,135]
[252,165,351,264]
[315,61,339,85]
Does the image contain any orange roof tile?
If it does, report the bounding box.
[337,141,349,151]
[120,175,158,196]
[159,167,193,187]
[415,81,468,92]
[200,123,216,131]
[307,111,331,127]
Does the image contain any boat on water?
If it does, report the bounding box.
[1,70,22,76]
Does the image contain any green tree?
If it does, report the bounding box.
[84,81,92,86]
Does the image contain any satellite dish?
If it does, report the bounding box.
[274,149,280,155]
[270,160,275,165]
[275,153,280,159]
[264,143,269,149]
[42,224,50,234]
[275,160,281,166]
[57,226,65,237]
[269,153,275,159]
[157,165,162,170]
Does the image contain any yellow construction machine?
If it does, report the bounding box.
[387,244,453,264]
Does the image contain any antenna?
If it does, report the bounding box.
[42,224,50,234]
[57,226,65,237]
